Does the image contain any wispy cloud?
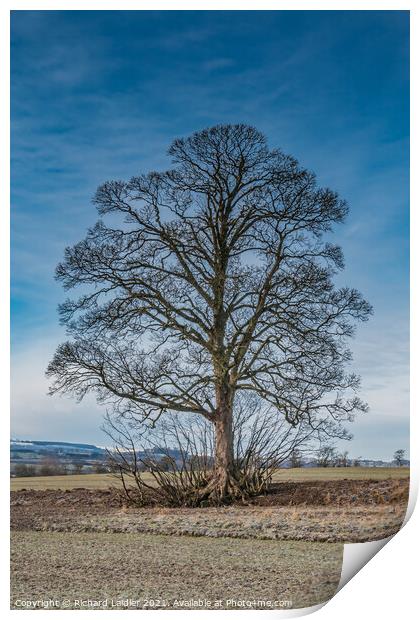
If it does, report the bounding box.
[11,11,409,456]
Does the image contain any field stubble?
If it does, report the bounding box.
[10,468,409,610]
[11,530,343,610]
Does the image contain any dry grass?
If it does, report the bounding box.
[12,501,406,544]
[272,467,409,482]
[10,466,409,491]
[10,473,117,491]
[10,531,343,610]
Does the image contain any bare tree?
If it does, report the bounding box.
[47,124,371,502]
[316,445,338,468]
[336,450,350,467]
[157,455,176,472]
[393,449,406,467]
[289,448,303,468]
[14,463,37,477]
[72,462,84,475]
[38,456,66,476]
[94,463,109,474]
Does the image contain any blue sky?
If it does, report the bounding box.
[11,10,409,459]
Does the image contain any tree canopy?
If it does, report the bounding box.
[47,124,371,500]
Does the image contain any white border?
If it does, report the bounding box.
[2,2,416,619]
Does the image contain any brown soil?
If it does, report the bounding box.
[255,478,409,506]
[12,477,409,512]
[11,478,409,543]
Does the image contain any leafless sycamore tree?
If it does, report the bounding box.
[47,124,371,502]
[393,449,406,467]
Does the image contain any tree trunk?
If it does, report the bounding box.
[214,409,234,487]
[207,382,240,501]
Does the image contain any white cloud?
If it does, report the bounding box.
[10,307,410,457]
[11,333,107,444]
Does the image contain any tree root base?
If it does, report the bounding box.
[121,467,272,508]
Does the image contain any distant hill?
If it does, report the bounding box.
[10,439,107,475]
[11,439,105,454]
[10,439,186,475]
[10,439,409,475]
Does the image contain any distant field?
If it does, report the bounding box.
[10,466,409,491]
[273,467,409,482]
[11,473,117,491]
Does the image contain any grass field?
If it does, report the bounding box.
[10,466,409,610]
[10,466,409,491]
[10,531,343,610]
